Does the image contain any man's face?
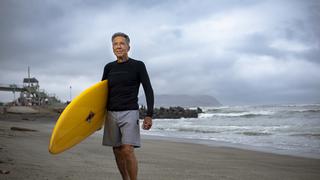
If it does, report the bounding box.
[112,36,130,60]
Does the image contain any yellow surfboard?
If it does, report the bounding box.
[49,80,108,154]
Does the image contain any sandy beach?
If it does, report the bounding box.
[1,113,320,180]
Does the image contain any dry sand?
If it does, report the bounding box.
[1,113,320,180]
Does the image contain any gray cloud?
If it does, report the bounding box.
[0,0,319,105]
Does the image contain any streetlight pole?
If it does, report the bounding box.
[69,86,72,102]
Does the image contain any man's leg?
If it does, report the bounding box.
[122,144,138,180]
[113,146,129,180]
[113,145,138,180]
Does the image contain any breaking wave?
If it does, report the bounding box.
[199,111,273,118]
[290,133,320,139]
[237,131,272,136]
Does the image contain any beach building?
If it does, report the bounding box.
[0,71,60,106]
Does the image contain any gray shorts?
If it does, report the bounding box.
[102,110,140,148]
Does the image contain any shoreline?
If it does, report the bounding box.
[1,113,320,179]
[140,134,320,160]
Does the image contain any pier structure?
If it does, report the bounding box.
[0,68,60,105]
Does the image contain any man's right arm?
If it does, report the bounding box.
[101,64,111,81]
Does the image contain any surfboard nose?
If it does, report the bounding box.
[48,142,59,154]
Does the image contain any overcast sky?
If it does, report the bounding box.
[0,0,319,105]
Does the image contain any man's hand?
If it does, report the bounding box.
[142,116,152,130]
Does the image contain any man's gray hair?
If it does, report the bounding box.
[112,32,130,45]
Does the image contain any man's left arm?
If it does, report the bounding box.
[139,62,154,130]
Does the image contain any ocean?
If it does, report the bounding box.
[141,104,320,159]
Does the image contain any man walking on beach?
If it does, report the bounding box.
[101,32,154,180]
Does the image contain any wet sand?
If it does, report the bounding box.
[1,113,320,180]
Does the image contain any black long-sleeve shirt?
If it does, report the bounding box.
[101,58,154,117]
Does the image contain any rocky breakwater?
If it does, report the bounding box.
[139,106,202,119]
